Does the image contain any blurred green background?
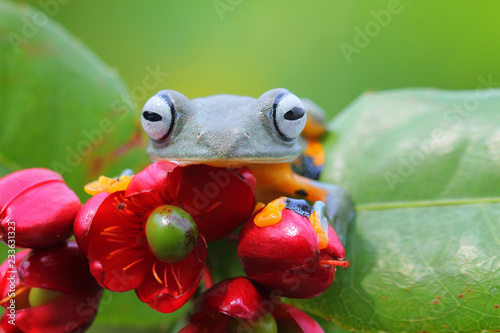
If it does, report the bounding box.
[3,1,500,332]
[14,0,500,119]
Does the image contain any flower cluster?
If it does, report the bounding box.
[0,161,349,332]
[74,161,256,313]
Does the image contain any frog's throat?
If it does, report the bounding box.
[150,156,299,168]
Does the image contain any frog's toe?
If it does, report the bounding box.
[312,181,355,245]
[291,154,322,180]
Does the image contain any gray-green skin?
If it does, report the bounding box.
[142,88,321,166]
[141,88,354,244]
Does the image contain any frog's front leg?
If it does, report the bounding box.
[248,163,354,244]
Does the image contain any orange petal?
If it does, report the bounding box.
[254,197,287,227]
[108,175,133,194]
[84,176,116,195]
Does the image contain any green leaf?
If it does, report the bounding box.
[207,237,245,283]
[88,291,189,333]
[294,89,500,332]
[0,1,150,199]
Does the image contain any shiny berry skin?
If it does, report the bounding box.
[238,199,348,299]
[145,205,198,263]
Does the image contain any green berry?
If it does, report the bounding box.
[227,313,278,333]
[28,287,63,308]
[145,205,198,263]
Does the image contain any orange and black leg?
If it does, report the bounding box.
[248,163,354,244]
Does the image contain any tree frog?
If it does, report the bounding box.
[140,88,354,240]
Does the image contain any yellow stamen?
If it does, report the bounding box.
[105,247,139,260]
[171,265,183,294]
[254,197,287,227]
[122,258,145,271]
[310,210,329,249]
[152,261,163,284]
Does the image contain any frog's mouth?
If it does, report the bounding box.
[146,136,306,168]
[150,156,300,168]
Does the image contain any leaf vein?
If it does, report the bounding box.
[357,198,500,211]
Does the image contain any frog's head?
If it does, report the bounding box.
[141,88,307,166]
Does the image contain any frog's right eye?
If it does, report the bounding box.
[271,92,307,142]
[141,93,176,143]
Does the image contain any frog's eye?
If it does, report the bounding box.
[271,92,307,141]
[141,93,176,143]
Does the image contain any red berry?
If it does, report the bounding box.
[238,198,348,299]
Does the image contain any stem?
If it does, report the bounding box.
[318,259,350,269]
[202,263,214,289]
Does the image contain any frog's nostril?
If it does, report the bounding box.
[201,128,249,157]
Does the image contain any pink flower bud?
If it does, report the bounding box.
[0,168,80,248]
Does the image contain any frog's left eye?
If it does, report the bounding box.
[141,93,176,143]
[271,92,307,142]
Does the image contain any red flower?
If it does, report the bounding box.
[0,168,81,248]
[0,242,102,333]
[179,277,325,333]
[74,161,256,313]
[238,198,349,299]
